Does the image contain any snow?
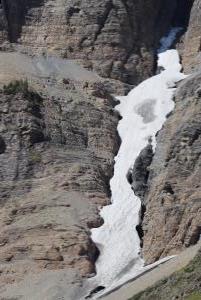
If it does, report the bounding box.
[90,28,187,295]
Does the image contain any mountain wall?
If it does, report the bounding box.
[0,0,201,298]
[143,72,201,263]
[142,0,201,263]
[182,0,201,72]
[0,0,178,85]
[0,72,121,296]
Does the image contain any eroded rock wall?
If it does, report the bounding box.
[0,1,7,43]
[0,0,178,84]
[141,0,201,264]
[182,0,201,72]
[0,79,119,289]
[0,0,200,296]
[143,73,201,263]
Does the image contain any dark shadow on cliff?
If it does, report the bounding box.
[2,0,45,42]
[172,0,194,28]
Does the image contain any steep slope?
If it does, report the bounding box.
[0,66,119,299]
[0,0,178,85]
[88,28,186,297]
[182,0,201,72]
[100,242,201,300]
[141,0,201,263]
[142,72,201,263]
[0,1,178,298]
[0,0,200,299]
[129,247,201,300]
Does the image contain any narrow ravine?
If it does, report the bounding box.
[88,28,187,298]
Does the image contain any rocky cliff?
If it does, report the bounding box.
[0,0,201,299]
[182,0,201,72]
[0,74,120,296]
[143,72,201,263]
[0,0,179,85]
[141,0,201,263]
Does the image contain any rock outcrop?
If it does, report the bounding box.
[0,0,179,297]
[0,0,201,298]
[141,0,201,264]
[0,2,7,43]
[132,143,154,200]
[0,76,119,296]
[182,0,201,72]
[143,73,201,263]
[0,0,178,85]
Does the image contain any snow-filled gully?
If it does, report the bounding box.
[87,28,187,298]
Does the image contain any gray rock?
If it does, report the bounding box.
[0,76,119,292]
[143,72,201,263]
[0,0,178,85]
[132,143,154,200]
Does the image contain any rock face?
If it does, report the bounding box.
[132,143,154,200]
[0,0,201,298]
[141,0,201,264]
[0,0,178,85]
[0,0,180,297]
[0,77,119,294]
[143,73,201,263]
[0,2,7,43]
[182,0,201,72]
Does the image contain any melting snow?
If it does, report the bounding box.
[90,28,187,296]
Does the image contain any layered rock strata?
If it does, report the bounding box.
[182,0,201,72]
[143,72,201,263]
[0,0,200,297]
[0,75,119,294]
[0,0,179,85]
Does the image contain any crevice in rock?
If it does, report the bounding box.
[163,182,175,195]
[172,0,194,28]
[153,0,195,76]
[136,204,146,248]
[67,6,80,18]
[93,0,114,43]
[120,0,134,31]
[0,136,6,154]
[128,140,154,248]
[188,226,201,246]
[3,0,45,42]
[131,142,154,199]
[188,128,201,146]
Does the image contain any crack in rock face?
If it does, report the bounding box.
[132,143,154,200]
[0,136,6,154]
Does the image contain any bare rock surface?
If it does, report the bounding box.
[0,55,119,298]
[143,72,201,263]
[0,0,178,297]
[0,0,178,85]
[182,0,201,72]
[0,0,201,299]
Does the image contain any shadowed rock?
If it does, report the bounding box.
[132,143,154,200]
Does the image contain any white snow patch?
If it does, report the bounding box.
[89,28,187,296]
